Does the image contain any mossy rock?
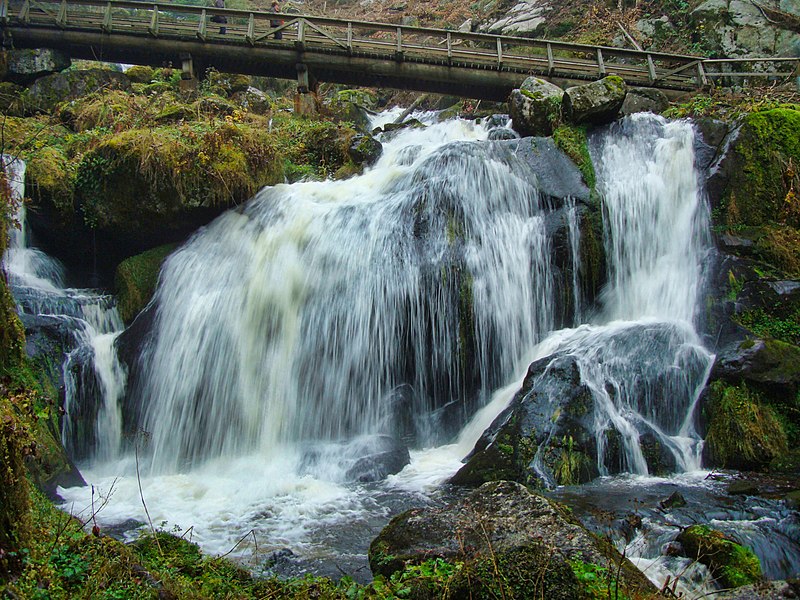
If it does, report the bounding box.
[553,124,595,190]
[721,108,800,228]
[125,65,155,84]
[155,103,192,122]
[115,244,177,324]
[704,380,788,470]
[0,81,24,115]
[196,94,236,116]
[25,145,75,215]
[676,525,761,589]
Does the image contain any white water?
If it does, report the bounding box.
[1,155,127,464]
[52,113,717,575]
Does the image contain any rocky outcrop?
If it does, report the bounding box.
[485,0,551,35]
[24,68,131,115]
[562,76,627,125]
[508,76,564,137]
[230,86,272,115]
[690,0,799,58]
[5,49,71,85]
[369,481,658,598]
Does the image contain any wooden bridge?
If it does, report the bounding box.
[1,0,797,100]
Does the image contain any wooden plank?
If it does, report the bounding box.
[447,31,452,62]
[304,19,348,50]
[697,61,709,86]
[347,22,352,53]
[547,42,554,74]
[647,53,656,82]
[0,0,9,22]
[597,48,605,76]
[396,26,402,55]
[496,38,502,66]
[18,0,30,24]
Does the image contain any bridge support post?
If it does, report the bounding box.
[293,62,319,117]
[179,52,198,92]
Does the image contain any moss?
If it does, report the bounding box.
[723,108,800,228]
[553,124,595,191]
[677,525,761,589]
[25,145,75,215]
[125,65,155,84]
[551,435,593,486]
[115,244,177,324]
[578,207,605,301]
[754,225,800,277]
[736,307,800,346]
[705,380,788,469]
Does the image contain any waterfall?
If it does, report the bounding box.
[1,156,127,464]
[131,116,562,473]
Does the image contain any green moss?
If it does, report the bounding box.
[705,380,788,469]
[552,435,593,486]
[553,124,595,190]
[25,145,75,215]
[723,108,800,228]
[754,225,800,277]
[125,65,155,84]
[115,244,177,324]
[677,525,761,589]
[570,560,631,600]
[578,207,604,300]
[736,307,800,346]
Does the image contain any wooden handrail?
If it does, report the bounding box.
[4,0,796,91]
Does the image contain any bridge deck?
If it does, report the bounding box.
[1,0,797,99]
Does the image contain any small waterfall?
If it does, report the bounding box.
[1,156,127,463]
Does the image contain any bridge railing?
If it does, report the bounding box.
[3,0,798,90]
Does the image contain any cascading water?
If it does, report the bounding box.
[55,110,796,589]
[1,156,127,464]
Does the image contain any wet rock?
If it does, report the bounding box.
[5,49,71,84]
[487,127,518,140]
[728,480,760,495]
[343,436,411,482]
[621,87,669,116]
[563,76,627,125]
[660,490,687,510]
[713,338,800,398]
[25,69,131,115]
[676,524,762,589]
[347,133,383,167]
[369,480,658,598]
[508,76,564,137]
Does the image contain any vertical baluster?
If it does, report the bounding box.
[647,53,657,82]
[55,0,67,28]
[547,42,554,75]
[149,4,159,37]
[197,9,207,40]
[396,26,402,56]
[102,1,112,33]
[697,61,709,87]
[496,38,503,66]
[246,13,254,45]
[447,32,452,63]
[597,48,606,76]
[347,22,352,54]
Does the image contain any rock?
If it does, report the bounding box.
[0,82,24,116]
[634,16,676,41]
[400,15,419,26]
[343,436,410,482]
[676,525,762,589]
[197,95,236,116]
[786,490,800,509]
[24,69,131,115]
[562,76,627,125]
[347,133,383,167]
[124,65,155,84]
[299,435,410,483]
[5,49,71,84]
[327,89,378,131]
[713,338,800,397]
[621,88,669,116]
[458,19,472,32]
[727,480,760,495]
[229,86,272,115]
[487,127,519,140]
[713,580,800,599]
[369,481,658,598]
[660,491,687,509]
[486,0,551,35]
[508,76,564,137]
[770,448,800,475]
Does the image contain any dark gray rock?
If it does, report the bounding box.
[713,580,800,599]
[348,133,383,167]
[229,86,272,115]
[621,87,669,116]
[5,49,71,84]
[298,435,411,483]
[369,480,658,598]
[727,480,760,495]
[563,76,627,125]
[508,76,564,137]
[660,491,688,509]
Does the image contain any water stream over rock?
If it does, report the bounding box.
[5,111,798,593]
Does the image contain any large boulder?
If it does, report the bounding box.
[369,480,658,599]
[230,86,272,115]
[24,68,131,115]
[348,133,383,167]
[452,322,712,487]
[508,76,564,137]
[621,87,669,115]
[676,525,762,589]
[5,49,71,84]
[562,76,627,125]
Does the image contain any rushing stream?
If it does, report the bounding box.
[5,110,799,594]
